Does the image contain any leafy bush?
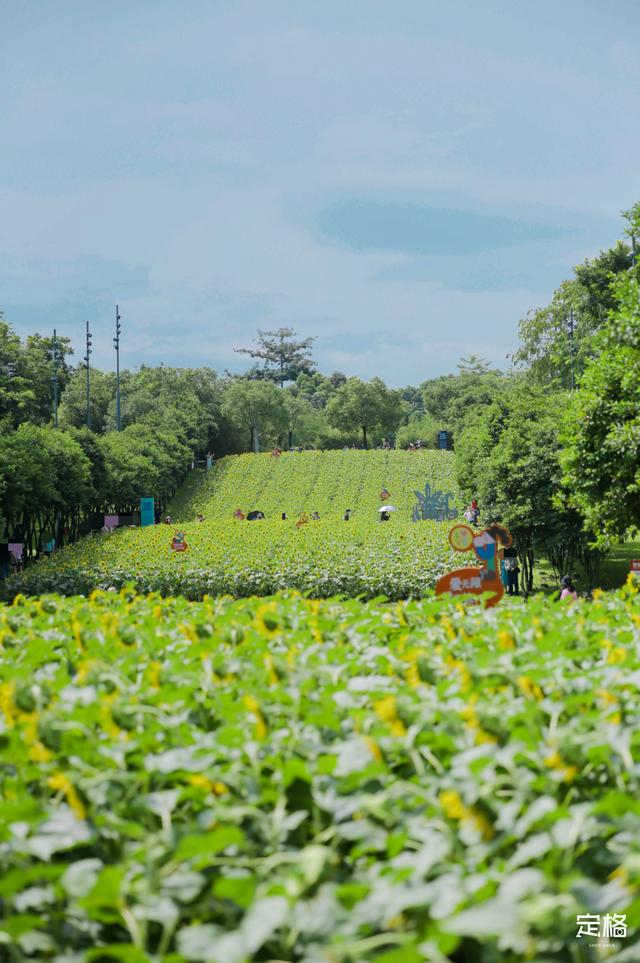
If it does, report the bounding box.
[0,586,638,959]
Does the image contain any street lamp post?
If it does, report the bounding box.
[84,321,93,428]
[52,328,59,428]
[114,305,122,431]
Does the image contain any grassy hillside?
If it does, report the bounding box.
[5,451,463,600]
[179,449,459,521]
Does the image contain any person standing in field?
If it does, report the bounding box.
[0,542,10,580]
[560,575,578,600]
[503,545,519,595]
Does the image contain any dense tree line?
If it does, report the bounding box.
[454,202,640,585]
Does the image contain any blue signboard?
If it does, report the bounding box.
[140,497,155,527]
[438,430,450,450]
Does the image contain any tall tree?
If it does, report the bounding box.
[513,222,633,387]
[58,367,116,433]
[291,370,346,409]
[455,384,594,591]
[0,317,73,427]
[222,380,288,452]
[420,364,507,443]
[235,328,316,387]
[326,377,405,449]
[561,219,640,544]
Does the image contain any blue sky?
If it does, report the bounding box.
[1,0,639,384]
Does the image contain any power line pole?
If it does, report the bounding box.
[84,321,93,428]
[52,328,60,428]
[114,304,122,431]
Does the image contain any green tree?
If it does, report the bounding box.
[456,384,594,591]
[58,367,116,433]
[222,380,288,452]
[326,377,405,449]
[111,366,222,453]
[235,328,316,387]
[0,317,74,427]
[101,431,163,510]
[514,216,634,387]
[23,331,74,422]
[0,318,34,425]
[63,426,109,511]
[395,412,440,449]
[291,370,346,409]
[0,424,93,553]
[282,392,312,448]
[420,363,508,443]
[561,247,640,543]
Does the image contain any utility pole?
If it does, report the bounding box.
[567,309,576,391]
[84,321,93,428]
[51,328,60,427]
[114,304,122,431]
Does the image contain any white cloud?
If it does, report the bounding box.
[1,0,638,383]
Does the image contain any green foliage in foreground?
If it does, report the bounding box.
[1,587,639,961]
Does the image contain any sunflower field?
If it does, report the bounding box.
[4,452,462,600]
[1,586,639,961]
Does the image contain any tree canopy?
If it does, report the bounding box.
[561,225,640,543]
[326,377,405,448]
[513,217,634,387]
[222,380,288,452]
[235,327,316,387]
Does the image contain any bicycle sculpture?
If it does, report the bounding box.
[436,522,512,608]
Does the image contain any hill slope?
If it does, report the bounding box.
[5,450,463,600]
[179,449,460,521]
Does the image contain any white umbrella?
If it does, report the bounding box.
[378,505,397,512]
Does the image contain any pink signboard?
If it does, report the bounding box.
[104,515,119,528]
[8,543,23,560]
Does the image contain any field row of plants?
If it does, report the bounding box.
[0,586,638,960]
[2,519,461,601]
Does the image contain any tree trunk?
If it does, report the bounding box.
[288,429,293,448]
[514,534,535,595]
[252,425,260,454]
[362,425,368,449]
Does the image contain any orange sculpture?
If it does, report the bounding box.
[436,522,513,608]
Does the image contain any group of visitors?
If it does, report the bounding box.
[231,506,394,524]
[459,498,580,601]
